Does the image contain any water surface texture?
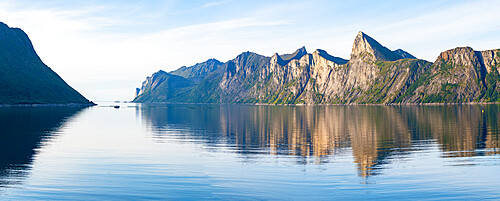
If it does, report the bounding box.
[1,104,499,200]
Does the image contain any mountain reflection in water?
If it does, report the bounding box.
[0,107,85,187]
[140,104,500,177]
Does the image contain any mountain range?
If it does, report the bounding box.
[135,31,500,104]
[0,22,93,105]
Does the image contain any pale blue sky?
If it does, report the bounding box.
[1,0,499,101]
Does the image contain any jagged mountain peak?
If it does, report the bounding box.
[231,51,269,65]
[193,58,221,65]
[439,46,474,56]
[134,30,500,105]
[169,58,224,83]
[351,31,408,61]
[236,51,262,58]
[271,53,286,65]
[281,46,308,61]
[312,49,325,54]
[146,69,169,80]
[313,49,348,64]
[154,70,168,75]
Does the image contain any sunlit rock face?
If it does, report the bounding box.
[350,31,414,62]
[134,31,500,104]
[480,49,500,74]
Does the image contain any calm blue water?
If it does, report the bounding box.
[0,103,499,200]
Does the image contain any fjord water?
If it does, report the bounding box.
[1,104,499,200]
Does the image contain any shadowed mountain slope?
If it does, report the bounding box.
[0,22,93,105]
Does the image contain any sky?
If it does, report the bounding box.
[0,0,499,101]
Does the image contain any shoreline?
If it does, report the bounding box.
[0,102,97,107]
[132,101,500,106]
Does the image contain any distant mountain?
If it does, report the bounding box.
[134,70,192,102]
[134,31,500,104]
[169,58,222,83]
[280,46,308,61]
[0,22,93,105]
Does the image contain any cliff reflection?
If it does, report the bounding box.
[0,107,85,187]
[140,104,500,177]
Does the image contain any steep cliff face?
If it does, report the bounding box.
[479,49,500,101]
[350,31,415,62]
[480,49,500,74]
[133,31,500,104]
[241,49,349,104]
[319,32,430,104]
[401,47,485,103]
[396,47,500,103]
[0,22,93,105]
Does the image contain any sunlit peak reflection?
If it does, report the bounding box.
[140,104,500,177]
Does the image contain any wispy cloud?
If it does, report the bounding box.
[154,17,290,36]
[361,0,500,60]
[199,0,232,8]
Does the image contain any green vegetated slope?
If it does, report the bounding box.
[134,31,500,105]
[0,22,92,105]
